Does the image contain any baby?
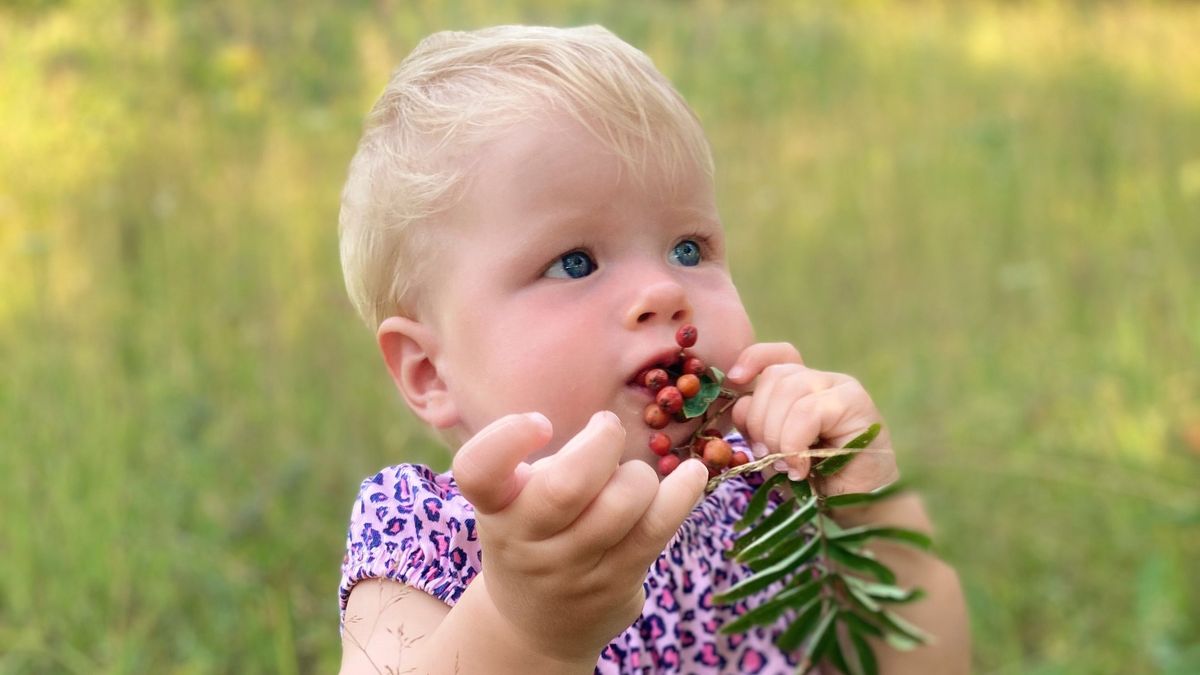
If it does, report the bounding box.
[336,25,969,674]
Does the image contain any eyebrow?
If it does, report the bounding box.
[498,200,722,264]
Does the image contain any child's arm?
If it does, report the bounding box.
[339,411,709,674]
[827,492,971,674]
[726,343,971,673]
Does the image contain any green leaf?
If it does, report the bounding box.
[843,575,925,604]
[727,497,796,558]
[813,451,856,478]
[815,424,881,477]
[776,597,826,652]
[876,608,932,648]
[843,423,883,450]
[788,478,813,500]
[718,573,824,633]
[803,603,839,663]
[708,366,725,384]
[824,481,906,508]
[829,543,897,584]
[849,627,880,675]
[842,609,885,637]
[716,535,821,602]
[845,580,882,613]
[747,528,820,572]
[830,526,933,551]
[884,632,921,652]
[827,638,854,675]
[734,496,818,562]
[683,374,721,418]
[735,473,789,530]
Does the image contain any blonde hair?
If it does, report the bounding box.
[338,24,715,329]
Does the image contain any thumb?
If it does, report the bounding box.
[725,342,803,386]
[453,412,553,515]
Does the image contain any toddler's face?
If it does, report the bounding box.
[427,110,755,465]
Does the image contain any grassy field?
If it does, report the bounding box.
[2,1,1198,672]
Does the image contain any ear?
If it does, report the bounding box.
[377,316,460,429]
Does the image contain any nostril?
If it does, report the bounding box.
[637,312,653,323]
[671,310,687,322]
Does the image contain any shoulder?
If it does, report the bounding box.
[349,463,469,524]
[340,464,480,623]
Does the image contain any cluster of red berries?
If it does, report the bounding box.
[636,324,749,477]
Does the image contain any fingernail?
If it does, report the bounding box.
[752,442,768,458]
[594,410,623,433]
[525,412,551,433]
[787,468,804,481]
[728,366,745,380]
[773,460,788,473]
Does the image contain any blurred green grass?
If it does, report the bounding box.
[2,1,1198,672]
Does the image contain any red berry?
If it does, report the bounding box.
[729,451,750,468]
[648,432,672,456]
[656,386,683,415]
[691,428,721,454]
[657,454,681,476]
[682,357,706,376]
[675,324,698,349]
[702,438,732,471]
[676,373,701,398]
[643,368,669,392]
[643,404,670,429]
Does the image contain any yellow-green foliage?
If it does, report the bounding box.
[2,2,1198,672]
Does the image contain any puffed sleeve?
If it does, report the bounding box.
[338,463,481,628]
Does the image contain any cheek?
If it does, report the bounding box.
[702,289,756,361]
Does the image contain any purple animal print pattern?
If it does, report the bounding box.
[340,432,809,673]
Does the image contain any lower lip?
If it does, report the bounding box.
[626,383,656,399]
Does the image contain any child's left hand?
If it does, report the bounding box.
[724,342,900,496]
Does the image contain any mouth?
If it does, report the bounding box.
[625,347,689,395]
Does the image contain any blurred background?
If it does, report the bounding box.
[2,0,1198,672]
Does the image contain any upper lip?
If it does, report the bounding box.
[626,347,688,386]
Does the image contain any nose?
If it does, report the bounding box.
[623,276,693,329]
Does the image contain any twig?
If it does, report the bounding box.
[705,447,893,492]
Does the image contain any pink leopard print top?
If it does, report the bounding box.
[339,433,805,673]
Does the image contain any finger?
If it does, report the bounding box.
[453,412,552,515]
[738,366,782,457]
[563,460,659,554]
[777,394,831,480]
[759,370,818,454]
[609,458,708,570]
[725,342,803,386]
[781,382,898,489]
[518,410,626,538]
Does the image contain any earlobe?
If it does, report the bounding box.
[377,316,460,429]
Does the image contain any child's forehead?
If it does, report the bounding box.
[462,108,717,206]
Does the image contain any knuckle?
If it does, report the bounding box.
[762,363,790,378]
[539,473,583,513]
[622,461,660,495]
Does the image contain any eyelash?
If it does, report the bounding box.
[544,232,717,278]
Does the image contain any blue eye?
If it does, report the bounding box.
[670,239,702,266]
[546,250,596,279]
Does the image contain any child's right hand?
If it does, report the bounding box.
[452,410,708,664]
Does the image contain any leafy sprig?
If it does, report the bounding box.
[681,364,931,673]
[711,427,933,674]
